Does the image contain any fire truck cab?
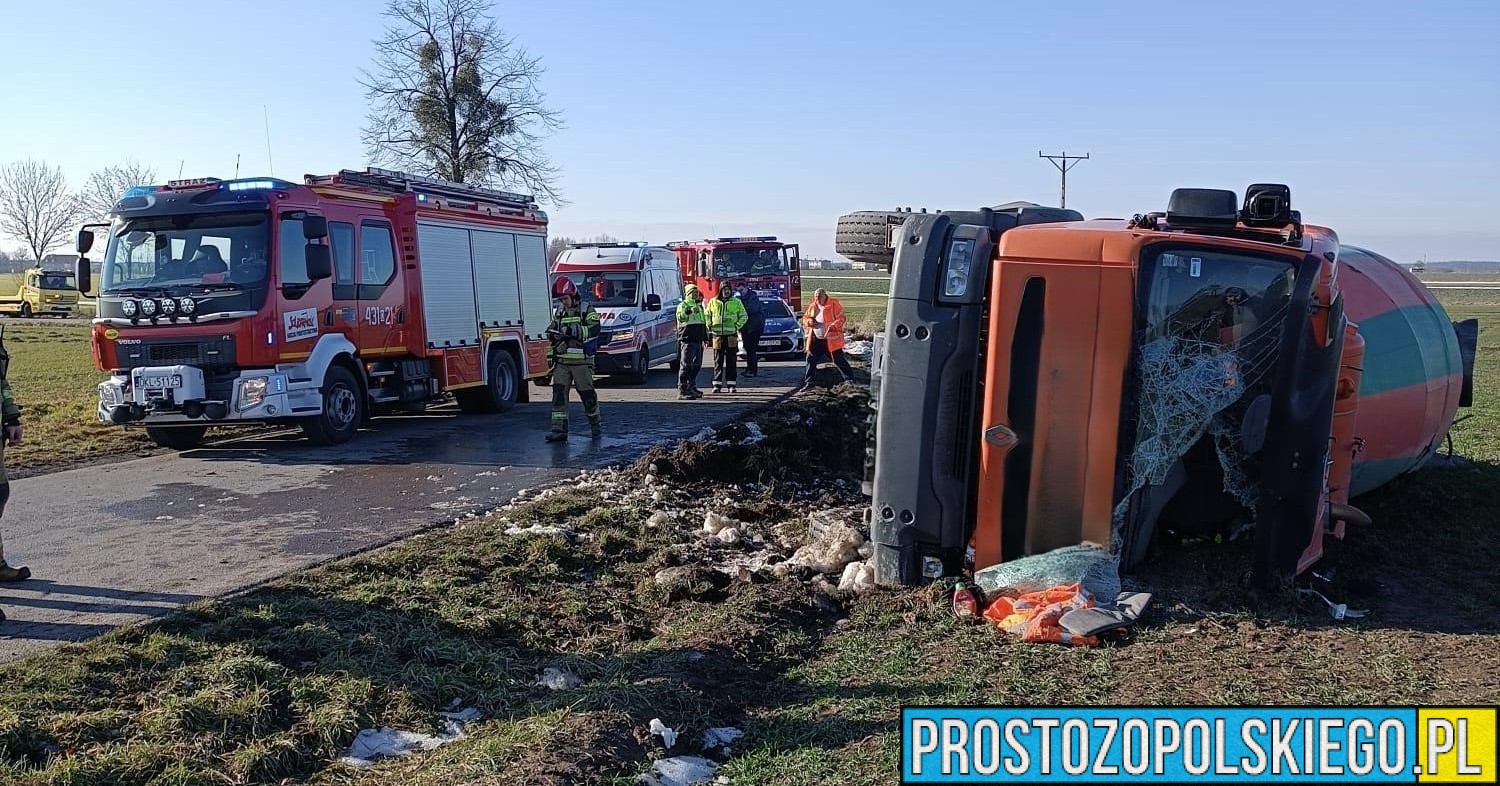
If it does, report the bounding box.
[75,168,553,449]
[668,237,802,310]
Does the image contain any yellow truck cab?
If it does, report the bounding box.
[0,266,79,317]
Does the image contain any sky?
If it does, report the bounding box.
[1,0,1497,262]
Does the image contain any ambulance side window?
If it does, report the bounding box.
[330,222,356,286]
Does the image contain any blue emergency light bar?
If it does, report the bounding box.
[223,178,295,192]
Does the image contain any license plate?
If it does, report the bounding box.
[760,340,781,348]
[139,375,183,389]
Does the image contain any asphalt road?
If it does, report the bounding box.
[0,359,805,661]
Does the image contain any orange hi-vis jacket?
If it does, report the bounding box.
[803,297,847,353]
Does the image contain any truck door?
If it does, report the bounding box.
[785,244,802,310]
[328,220,360,348]
[355,220,403,354]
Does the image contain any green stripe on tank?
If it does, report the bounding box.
[1353,304,1461,397]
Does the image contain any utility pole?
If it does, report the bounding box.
[1039,150,1089,208]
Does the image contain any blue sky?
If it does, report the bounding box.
[2,0,1496,261]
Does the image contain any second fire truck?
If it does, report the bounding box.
[75,168,554,449]
[668,236,803,310]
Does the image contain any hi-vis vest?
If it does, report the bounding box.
[547,304,601,364]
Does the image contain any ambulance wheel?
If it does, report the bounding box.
[146,425,207,451]
[457,350,519,414]
[627,347,650,384]
[19,304,31,319]
[301,364,362,445]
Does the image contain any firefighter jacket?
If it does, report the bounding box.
[546,302,600,365]
[677,298,707,343]
[705,295,748,337]
[804,297,848,352]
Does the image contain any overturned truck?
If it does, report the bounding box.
[842,186,1477,591]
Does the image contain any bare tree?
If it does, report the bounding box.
[0,160,84,263]
[361,0,564,203]
[80,160,158,221]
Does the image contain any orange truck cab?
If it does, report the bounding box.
[864,185,1476,592]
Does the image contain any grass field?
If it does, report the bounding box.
[0,285,1495,784]
[1,323,149,472]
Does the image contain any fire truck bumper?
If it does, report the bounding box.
[98,367,305,425]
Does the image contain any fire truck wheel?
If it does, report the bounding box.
[301,364,363,445]
[145,425,208,451]
[457,349,519,414]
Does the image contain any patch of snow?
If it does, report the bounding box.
[649,718,678,749]
[425,475,443,482]
[844,340,874,357]
[536,667,582,690]
[155,516,174,521]
[837,561,877,594]
[743,422,765,444]
[715,527,742,545]
[788,519,865,574]
[702,513,735,536]
[639,755,718,786]
[692,427,716,441]
[703,727,743,750]
[647,511,672,528]
[340,707,480,768]
[504,524,571,539]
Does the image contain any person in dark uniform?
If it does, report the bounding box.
[738,282,766,378]
[0,331,31,623]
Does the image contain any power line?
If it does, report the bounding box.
[1038,150,1089,208]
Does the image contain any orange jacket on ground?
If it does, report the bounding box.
[981,582,1101,647]
[803,297,847,353]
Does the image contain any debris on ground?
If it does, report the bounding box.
[787,510,866,575]
[972,542,1120,600]
[702,512,735,536]
[339,706,481,768]
[504,523,573,539]
[837,560,877,593]
[1299,588,1369,621]
[843,339,874,357]
[649,718,678,749]
[536,666,582,691]
[982,583,1102,647]
[702,727,744,751]
[638,755,719,786]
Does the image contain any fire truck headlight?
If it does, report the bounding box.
[178,297,197,315]
[160,298,177,316]
[140,298,158,317]
[122,299,139,318]
[237,374,287,411]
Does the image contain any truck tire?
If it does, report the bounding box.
[300,364,363,445]
[19,303,31,319]
[456,349,520,414]
[146,425,208,451]
[835,211,910,268]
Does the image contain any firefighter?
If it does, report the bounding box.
[802,287,856,390]
[544,277,602,442]
[0,331,30,623]
[738,282,766,378]
[706,284,748,393]
[676,284,707,399]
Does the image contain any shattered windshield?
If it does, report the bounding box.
[713,247,786,277]
[102,212,269,294]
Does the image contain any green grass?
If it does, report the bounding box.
[1,323,151,471]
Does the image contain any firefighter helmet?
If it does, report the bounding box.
[552,276,577,298]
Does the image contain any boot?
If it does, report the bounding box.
[727,382,737,393]
[544,430,568,443]
[0,561,31,582]
[590,421,602,439]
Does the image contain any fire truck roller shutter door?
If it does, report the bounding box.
[471,229,523,327]
[416,223,482,348]
[514,233,550,340]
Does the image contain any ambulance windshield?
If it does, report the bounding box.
[558,272,638,307]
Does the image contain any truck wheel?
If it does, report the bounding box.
[456,349,519,414]
[145,425,208,451]
[301,364,363,445]
[835,211,912,269]
[19,303,31,319]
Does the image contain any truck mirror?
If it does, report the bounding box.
[305,243,333,281]
[645,293,662,312]
[302,215,329,240]
[77,229,94,254]
[75,257,93,295]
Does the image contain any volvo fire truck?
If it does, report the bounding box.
[74,168,553,449]
[668,236,802,310]
[847,185,1476,592]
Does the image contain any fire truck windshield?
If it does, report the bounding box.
[713,247,787,278]
[102,212,271,304]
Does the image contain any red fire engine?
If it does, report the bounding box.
[73,167,553,449]
[667,236,803,310]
